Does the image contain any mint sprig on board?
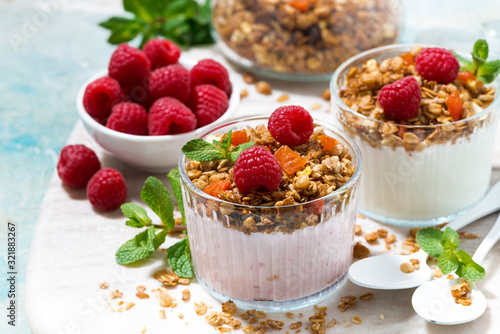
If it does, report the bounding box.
[453,39,500,83]
[416,226,485,282]
[115,172,193,279]
[99,0,214,48]
[182,130,255,162]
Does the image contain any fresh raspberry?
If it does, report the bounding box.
[378,76,421,121]
[190,59,232,97]
[415,47,459,84]
[108,44,151,86]
[106,102,148,135]
[57,145,101,188]
[233,146,283,193]
[149,97,196,135]
[87,168,127,211]
[122,82,156,109]
[268,106,314,146]
[188,84,229,128]
[149,64,190,103]
[83,77,122,119]
[143,38,181,69]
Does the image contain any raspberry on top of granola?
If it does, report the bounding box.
[183,106,355,206]
[339,45,496,125]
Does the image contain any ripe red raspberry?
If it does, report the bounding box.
[57,145,101,188]
[188,84,229,128]
[108,44,151,86]
[83,77,122,119]
[190,59,232,97]
[415,47,459,84]
[233,146,283,193]
[149,64,190,103]
[378,76,421,121]
[143,38,181,69]
[149,97,196,135]
[106,102,148,135]
[268,106,314,146]
[122,82,156,109]
[87,168,127,211]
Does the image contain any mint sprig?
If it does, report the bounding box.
[453,39,500,83]
[167,168,185,225]
[115,175,194,278]
[182,130,255,163]
[416,226,485,282]
[99,0,214,48]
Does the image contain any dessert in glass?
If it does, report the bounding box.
[179,109,362,310]
[212,0,400,81]
[331,44,500,226]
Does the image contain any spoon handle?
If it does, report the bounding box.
[472,213,500,264]
[447,181,500,232]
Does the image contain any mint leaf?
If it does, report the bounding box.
[441,227,460,251]
[99,17,145,44]
[453,52,476,73]
[116,227,156,264]
[167,167,185,225]
[456,250,486,282]
[229,141,255,163]
[182,139,227,161]
[472,39,489,69]
[167,238,193,278]
[153,229,168,249]
[121,202,152,228]
[416,228,444,257]
[141,177,175,230]
[438,249,459,275]
[478,60,500,83]
[123,0,163,22]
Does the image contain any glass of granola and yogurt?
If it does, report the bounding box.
[332,44,500,226]
[179,107,362,310]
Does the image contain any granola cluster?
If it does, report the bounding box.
[338,46,497,151]
[185,124,356,234]
[213,0,399,75]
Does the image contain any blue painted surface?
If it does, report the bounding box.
[0,1,499,333]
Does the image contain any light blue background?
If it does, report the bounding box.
[1,0,499,333]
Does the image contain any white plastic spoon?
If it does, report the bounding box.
[412,212,500,325]
[348,181,500,290]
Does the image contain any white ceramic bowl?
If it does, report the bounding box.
[76,58,240,173]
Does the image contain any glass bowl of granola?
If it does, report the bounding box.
[179,109,362,310]
[331,44,500,226]
[212,0,400,81]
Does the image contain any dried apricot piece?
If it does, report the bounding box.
[204,179,231,198]
[447,91,463,121]
[318,135,338,151]
[402,51,414,66]
[288,0,316,12]
[274,145,307,175]
[308,199,325,215]
[230,129,248,146]
[456,71,476,85]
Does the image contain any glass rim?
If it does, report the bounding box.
[330,43,500,130]
[178,115,363,210]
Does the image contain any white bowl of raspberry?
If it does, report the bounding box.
[76,45,240,173]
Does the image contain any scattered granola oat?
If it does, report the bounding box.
[178,313,184,319]
[409,259,420,270]
[447,274,455,280]
[243,73,256,84]
[359,293,373,300]
[364,232,378,243]
[255,81,272,95]
[278,94,290,102]
[206,311,224,326]
[459,231,481,239]
[242,325,254,333]
[222,300,237,314]
[290,321,302,329]
[117,306,123,312]
[326,319,337,328]
[194,301,208,315]
[351,315,362,324]
[354,224,362,236]
[125,302,135,310]
[268,319,284,330]
[240,89,249,99]
[178,278,191,285]
[385,234,396,244]
[182,289,190,301]
[311,103,321,110]
[118,301,124,306]
[141,325,146,333]
[109,290,123,299]
[451,279,472,306]
[322,89,331,102]
[338,296,357,311]
[379,314,385,320]
[353,242,370,259]
[377,228,388,238]
[434,269,443,277]
[154,287,174,307]
[159,309,166,319]
[286,312,295,319]
[255,310,267,318]
[99,282,109,289]
[400,262,415,273]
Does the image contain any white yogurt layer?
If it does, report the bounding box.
[183,197,358,303]
[356,121,499,222]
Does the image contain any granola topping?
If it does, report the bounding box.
[338,47,497,151]
[186,124,356,234]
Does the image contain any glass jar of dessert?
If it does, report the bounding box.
[212,0,401,81]
[331,44,500,226]
[179,112,362,310]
